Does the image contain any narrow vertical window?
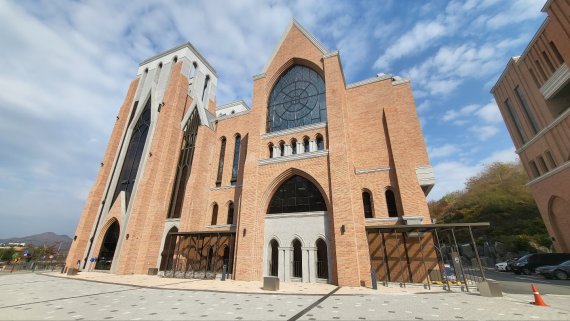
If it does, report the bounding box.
[505,98,528,144]
[189,62,198,78]
[542,51,555,73]
[303,137,310,153]
[545,151,557,169]
[279,141,285,157]
[227,202,234,224]
[291,138,297,155]
[268,143,274,158]
[230,134,241,185]
[535,59,547,80]
[549,41,564,65]
[211,203,218,225]
[537,156,549,173]
[202,75,210,101]
[112,98,152,208]
[362,190,373,218]
[515,86,539,134]
[167,108,201,218]
[528,69,541,88]
[529,161,540,178]
[385,189,398,218]
[216,137,226,186]
[316,134,324,151]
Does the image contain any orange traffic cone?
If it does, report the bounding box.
[530,283,549,307]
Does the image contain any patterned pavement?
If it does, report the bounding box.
[1,273,569,320]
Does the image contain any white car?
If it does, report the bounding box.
[495,262,508,271]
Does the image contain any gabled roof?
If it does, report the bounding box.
[260,19,331,74]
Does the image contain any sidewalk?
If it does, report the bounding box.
[46,271,445,295]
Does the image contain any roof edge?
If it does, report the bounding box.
[139,42,218,77]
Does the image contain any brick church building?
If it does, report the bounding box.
[66,21,436,287]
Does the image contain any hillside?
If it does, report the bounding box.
[429,161,551,253]
[0,232,72,249]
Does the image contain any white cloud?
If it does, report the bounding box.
[428,144,461,158]
[471,125,499,141]
[443,104,479,122]
[428,147,518,200]
[475,100,503,123]
[373,21,446,70]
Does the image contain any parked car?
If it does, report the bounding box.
[512,253,570,275]
[536,260,570,280]
[495,262,508,271]
[505,257,520,271]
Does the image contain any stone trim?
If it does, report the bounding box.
[323,51,339,59]
[262,122,327,139]
[347,74,392,89]
[265,211,326,219]
[139,42,217,77]
[258,150,328,166]
[217,99,250,111]
[540,63,570,99]
[206,224,235,229]
[355,166,390,174]
[516,106,570,154]
[252,73,266,80]
[365,217,399,223]
[209,185,241,191]
[216,110,251,121]
[527,160,570,186]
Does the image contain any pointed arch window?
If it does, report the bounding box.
[279,141,285,156]
[268,175,326,214]
[211,203,219,225]
[362,190,373,218]
[268,143,274,158]
[385,189,398,217]
[112,98,151,208]
[267,65,327,132]
[227,202,235,224]
[316,134,324,151]
[231,135,241,185]
[216,137,226,186]
[202,75,210,101]
[167,108,200,219]
[291,138,297,155]
[303,137,310,153]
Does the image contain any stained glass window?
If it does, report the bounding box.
[267,65,326,132]
[112,98,151,208]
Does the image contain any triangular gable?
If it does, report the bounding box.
[260,19,330,74]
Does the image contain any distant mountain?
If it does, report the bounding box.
[0,232,72,248]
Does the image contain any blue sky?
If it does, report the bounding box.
[0,0,545,238]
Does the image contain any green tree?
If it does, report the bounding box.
[429,161,551,253]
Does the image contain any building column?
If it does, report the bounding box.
[273,145,280,158]
[301,246,314,283]
[279,247,291,282]
[309,140,316,152]
[297,141,304,154]
[284,144,292,156]
[306,247,317,283]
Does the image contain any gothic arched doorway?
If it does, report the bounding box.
[269,239,279,277]
[96,220,120,270]
[292,239,303,278]
[160,227,178,271]
[316,238,328,280]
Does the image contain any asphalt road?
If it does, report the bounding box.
[485,268,570,295]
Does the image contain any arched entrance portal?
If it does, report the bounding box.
[160,227,178,271]
[96,221,120,270]
[316,239,328,280]
[264,173,330,283]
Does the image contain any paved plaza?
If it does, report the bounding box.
[0,273,569,320]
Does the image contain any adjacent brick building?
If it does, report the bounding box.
[66,21,436,286]
[492,0,570,253]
